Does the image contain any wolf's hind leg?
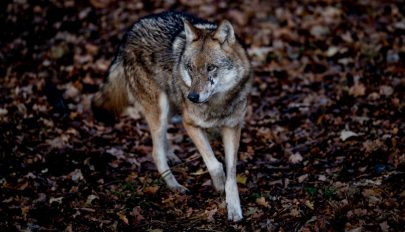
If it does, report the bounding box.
[144,92,188,193]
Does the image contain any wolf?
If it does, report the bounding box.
[92,11,251,221]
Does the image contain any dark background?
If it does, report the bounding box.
[1,0,404,231]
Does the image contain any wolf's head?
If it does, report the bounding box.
[178,20,249,104]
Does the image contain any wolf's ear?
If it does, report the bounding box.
[183,20,199,42]
[214,20,235,44]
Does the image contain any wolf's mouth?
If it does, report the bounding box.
[192,99,209,104]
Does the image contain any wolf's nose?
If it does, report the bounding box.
[187,92,199,103]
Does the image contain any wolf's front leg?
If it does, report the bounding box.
[221,125,243,222]
[183,122,226,192]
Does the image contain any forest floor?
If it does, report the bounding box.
[1,0,405,231]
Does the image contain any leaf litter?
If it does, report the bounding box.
[1,0,405,231]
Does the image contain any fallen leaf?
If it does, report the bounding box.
[69,169,84,183]
[117,212,129,225]
[326,46,339,57]
[290,208,300,217]
[21,206,29,220]
[130,206,145,223]
[46,135,70,149]
[368,92,380,100]
[94,58,110,72]
[106,147,126,160]
[310,25,330,38]
[85,194,98,205]
[237,174,248,185]
[305,200,314,210]
[394,20,405,29]
[289,153,303,164]
[0,108,8,116]
[399,190,405,198]
[190,168,207,176]
[65,224,73,232]
[318,175,327,181]
[379,85,394,96]
[49,197,63,204]
[349,83,366,97]
[63,84,80,99]
[379,221,389,232]
[363,139,384,153]
[362,188,382,197]
[85,43,99,55]
[346,227,362,232]
[144,185,159,194]
[148,229,163,232]
[298,174,308,183]
[256,196,269,208]
[228,9,248,26]
[205,207,218,222]
[89,0,111,8]
[340,130,359,141]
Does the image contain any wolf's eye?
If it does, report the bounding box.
[207,64,217,72]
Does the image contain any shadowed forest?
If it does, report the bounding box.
[1,0,405,231]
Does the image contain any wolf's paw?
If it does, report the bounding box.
[209,163,225,192]
[168,183,189,194]
[167,152,181,164]
[212,170,226,193]
[226,180,243,222]
[227,204,243,222]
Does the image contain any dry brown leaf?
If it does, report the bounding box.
[256,197,269,208]
[290,208,300,217]
[362,188,382,197]
[0,108,8,116]
[349,83,366,97]
[49,197,63,204]
[363,139,384,153]
[379,85,394,96]
[191,168,207,176]
[144,185,159,194]
[399,190,405,198]
[89,0,111,8]
[85,194,98,205]
[310,25,330,38]
[237,174,248,185]
[326,46,339,57]
[305,200,314,210]
[346,227,362,232]
[298,174,308,183]
[117,212,129,225]
[289,153,303,164]
[205,207,218,222]
[318,175,327,181]
[379,221,389,232]
[130,206,145,223]
[21,206,29,220]
[149,229,163,232]
[69,169,84,183]
[228,9,248,26]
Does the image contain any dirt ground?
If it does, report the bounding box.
[1,0,404,231]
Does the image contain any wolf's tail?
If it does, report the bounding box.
[92,62,130,123]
